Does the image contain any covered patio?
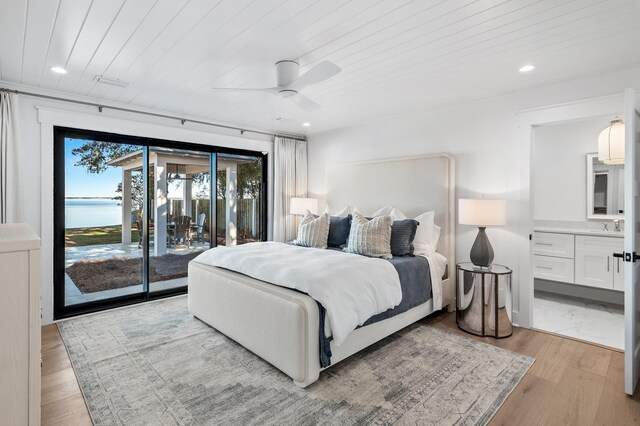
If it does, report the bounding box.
[108,148,249,255]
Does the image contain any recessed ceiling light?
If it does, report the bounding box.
[50,66,67,74]
[519,64,535,73]
[302,122,311,127]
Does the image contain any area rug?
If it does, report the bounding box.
[66,252,200,293]
[58,296,533,425]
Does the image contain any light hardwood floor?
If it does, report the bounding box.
[42,311,640,426]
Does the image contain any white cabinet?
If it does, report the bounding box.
[0,224,41,426]
[575,235,623,290]
[534,230,623,292]
[614,254,625,291]
[533,255,574,283]
[534,232,574,258]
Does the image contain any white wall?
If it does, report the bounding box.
[9,88,275,325]
[307,65,640,326]
[533,116,618,222]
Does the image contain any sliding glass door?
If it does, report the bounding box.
[54,127,267,319]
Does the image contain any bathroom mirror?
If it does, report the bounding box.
[586,152,624,219]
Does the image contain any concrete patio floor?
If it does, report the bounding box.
[64,241,210,306]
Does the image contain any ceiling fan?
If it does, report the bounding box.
[212,60,341,111]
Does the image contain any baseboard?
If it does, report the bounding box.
[534,279,623,305]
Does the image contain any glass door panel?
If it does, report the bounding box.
[148,148,212,295]
[217,154,264,246]
[62,137,145,308]
[54,127,267,319]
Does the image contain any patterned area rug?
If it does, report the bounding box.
[58,296,533,425]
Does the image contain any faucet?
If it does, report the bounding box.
[614,219,621,232]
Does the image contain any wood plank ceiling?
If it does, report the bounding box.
[1,0,640,134]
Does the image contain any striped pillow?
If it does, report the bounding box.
[292,210,330,249]
[344,212,393,259]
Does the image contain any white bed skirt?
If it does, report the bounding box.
[188,261,453,387]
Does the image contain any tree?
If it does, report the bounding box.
[71,141,138,174]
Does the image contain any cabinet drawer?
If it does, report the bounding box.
[533,232,574,258]
[533,255,574,283]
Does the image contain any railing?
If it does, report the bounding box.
[167,198,261,239]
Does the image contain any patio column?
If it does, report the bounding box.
[226,164,237,246]
[121,169,132,244]
[154,156,168,256]
[183,175,192,218]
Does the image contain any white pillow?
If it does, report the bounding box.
[413,211,440,256]
[353,206,370,216]
[334,206,354,217]
[390,207,407,220]
[370,206,393,217]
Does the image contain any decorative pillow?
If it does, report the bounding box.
[390,219,419,256]
[312,213,352,247]
[328,214,352,248]
[292,210,330,249]
[344,212,393,259]
[413,211,438,256]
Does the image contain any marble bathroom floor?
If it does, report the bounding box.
[533,290,624,350]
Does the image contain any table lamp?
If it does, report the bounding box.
[290,197,319,215]
[458,199,507,268]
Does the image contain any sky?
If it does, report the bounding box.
[64,137,210,199]
[65,138,123,198]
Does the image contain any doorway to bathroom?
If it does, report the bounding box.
[531,116,625,350]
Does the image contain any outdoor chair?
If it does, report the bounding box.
[171,215,192,248]
[135,218,154,249]
[196,213,206,243]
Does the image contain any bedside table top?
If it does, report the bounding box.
[457,262,511,275]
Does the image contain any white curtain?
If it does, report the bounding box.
[273,136,307,242]
[0,91,22,223]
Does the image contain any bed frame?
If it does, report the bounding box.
[188,154,456,387]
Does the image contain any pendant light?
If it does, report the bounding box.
[598,119,625,165]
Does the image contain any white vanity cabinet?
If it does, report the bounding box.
[574,235,624,289]
[534,230,623,292]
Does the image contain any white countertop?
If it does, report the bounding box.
[534,226,624,238]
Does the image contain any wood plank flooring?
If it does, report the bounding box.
[41,311,640,425]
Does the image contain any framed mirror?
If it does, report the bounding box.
[586,152,624,219]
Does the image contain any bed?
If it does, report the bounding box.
[188,154,456,387]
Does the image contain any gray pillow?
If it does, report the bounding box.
[312,214,352,248]
[390,219,419,256]
[344,212,393,259]
[328,214,352,247]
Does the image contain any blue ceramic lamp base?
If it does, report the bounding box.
[470,227,494,268]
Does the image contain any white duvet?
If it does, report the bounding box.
[192,241,402,346]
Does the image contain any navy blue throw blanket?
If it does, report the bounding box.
[318,255,433,368]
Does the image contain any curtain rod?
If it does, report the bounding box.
[0,87,306,141]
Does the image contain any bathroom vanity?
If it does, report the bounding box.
[534,228,623,291]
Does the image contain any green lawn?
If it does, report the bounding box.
[65,225,140,247]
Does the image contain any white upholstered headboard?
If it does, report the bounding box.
[325,154,456,271]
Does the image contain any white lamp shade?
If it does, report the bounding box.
[290,197,319,215]
[458,199,507,226]
[598,119,625,165]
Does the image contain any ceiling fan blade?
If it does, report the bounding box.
[290,93,321,111]
[287,61,341,91]
[211,87,279,95]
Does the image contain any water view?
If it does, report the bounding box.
[65,198,122,228]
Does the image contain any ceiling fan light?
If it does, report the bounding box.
[598,119,625,165]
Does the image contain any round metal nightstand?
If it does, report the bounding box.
[456,262,513,338]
